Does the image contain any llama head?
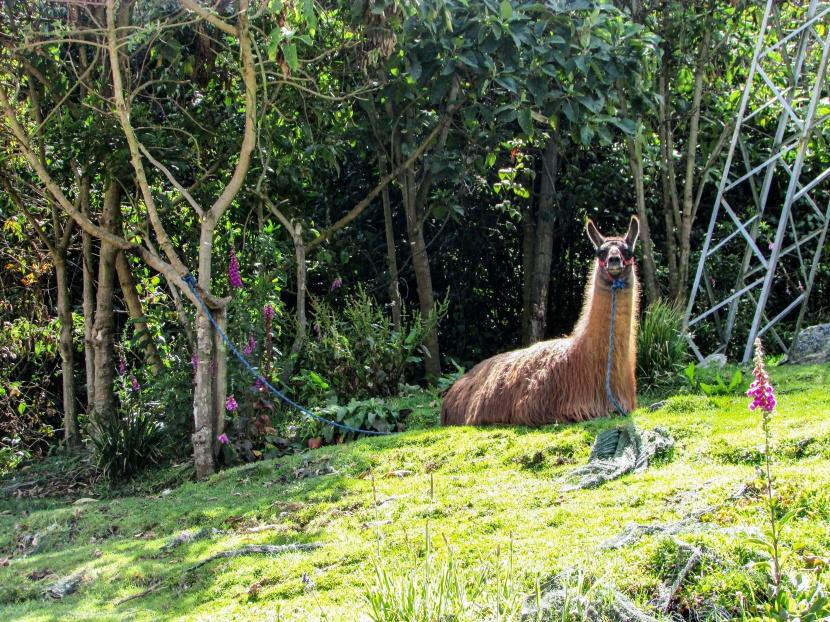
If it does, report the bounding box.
[586,216,640,285]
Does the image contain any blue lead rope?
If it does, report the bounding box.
[182,274,393,437]
[606,279,628,417]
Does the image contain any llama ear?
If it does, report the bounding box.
[586,219,604,250]
[625,216,640,249]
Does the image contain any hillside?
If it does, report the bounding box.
[1,364,829,621]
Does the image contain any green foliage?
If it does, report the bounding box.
[684,363,750,397]
[0,311,61,462]
[744,571,830,621]
[700,369,748,397]
[437,361,466,393]
[90,413,165,481]
[636,299,690,389]
[314,397,404,443]
[299,286,447,402]
[0,440,29,475]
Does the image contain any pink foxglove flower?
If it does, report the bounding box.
[263,304,275,321]
[243,333,256,357]
[130,374,140,391]
[330,277,342,291]
[747,339,776,413]
[218,434,229,444]
[226,395,238,411]
[228,251,243,289]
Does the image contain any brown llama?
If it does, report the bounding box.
[441,216,640,426]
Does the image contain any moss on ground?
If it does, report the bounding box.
[0,364,828,621]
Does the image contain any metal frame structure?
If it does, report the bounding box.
[684,0,830,362]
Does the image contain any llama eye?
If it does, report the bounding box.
[596,249,609,260]
[621,248,634,260]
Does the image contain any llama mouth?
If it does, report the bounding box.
[606,266,623,277]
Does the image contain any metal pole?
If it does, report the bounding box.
[742,24,830,361]
[683,0,774,337]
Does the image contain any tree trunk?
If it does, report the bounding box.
[90,181,121,437]
[526,136,560,345]
[82,222,96,412]
[520,200,536,346]
[1,178,82,450]
[616,82,659,304]
[626,133,659,305]
[192,220,219,479]
[193,306,216,479]
[116,251,163,375]
[658,59,680,301]
[379,154,402,333]
[677,30,711,304]
[407,210,441,379]
[212,307,227,458]
[54,256,80,451]
[280,223,307,386]
[399,165,442,380]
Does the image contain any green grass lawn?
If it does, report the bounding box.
[1,364,829,621]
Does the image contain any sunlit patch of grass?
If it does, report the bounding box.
[0,367,828,620]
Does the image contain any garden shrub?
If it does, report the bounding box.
[297,285,446,402]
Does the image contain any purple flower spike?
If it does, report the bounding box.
[747,339,776,413]
[118,356,126,376]
[130,374,140,391]
[226,395,238,411]
[192,352,198,371]
[331,277,342,292]
[263,304,275,321]
[218,433,229,444]
[228,251,243,289]
[243,333,256,357]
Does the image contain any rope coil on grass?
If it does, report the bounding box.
[183,274,393,436]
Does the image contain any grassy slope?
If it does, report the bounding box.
[1,364,829,621]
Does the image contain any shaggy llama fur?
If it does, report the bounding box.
[441,219,640,426]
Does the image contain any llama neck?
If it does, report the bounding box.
[571,264,638,362]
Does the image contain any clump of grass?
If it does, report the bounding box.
[90,412,165,481]
[364,470,524,622]
[658,395,715,415]
[363,536,525,622]
[637,299,690,389]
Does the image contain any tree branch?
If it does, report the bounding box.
[305,106,459,253]
[1,178,57,257]
[105,0,190,277]
[137,141,205,218]
[205,0,256,221]
[179,0,239,37]
[1,83,228,311]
